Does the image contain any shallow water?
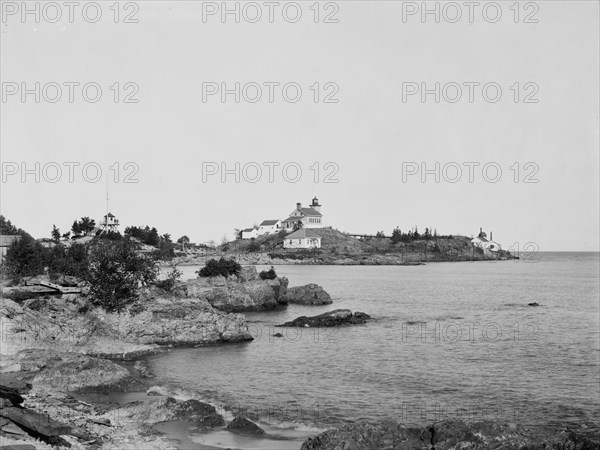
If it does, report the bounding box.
[150,253,600,446]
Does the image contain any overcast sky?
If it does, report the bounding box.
[1,1,598,251]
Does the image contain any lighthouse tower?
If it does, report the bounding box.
[311,196,321,213]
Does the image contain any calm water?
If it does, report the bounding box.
[150,253,600,446]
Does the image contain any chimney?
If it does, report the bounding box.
[480,227,482,234]
[490,231,493,241]
[296,202,302,210]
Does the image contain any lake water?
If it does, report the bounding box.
[150,253,600,448]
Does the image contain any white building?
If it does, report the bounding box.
[471,228,502,254]
[241,227,259,240]
[99,212,120,233]
[283,228,322,249]
[282,197,323,231]
[258,219,281,235]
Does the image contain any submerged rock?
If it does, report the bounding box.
[280,284,333,305]
[226,416,265,435]
[278,309,371,328]
[528,302,540,307]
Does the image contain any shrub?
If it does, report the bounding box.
[2,235,46,279]
[47,243,89,279]
[197,257,241,278]
[247,242,261,252]
[85,237,159,312]
[259,267,277,280]
[156,266,183,292]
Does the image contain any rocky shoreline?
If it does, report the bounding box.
[0,267,335,448]
[2,266,597,450]
[173,252,516,267]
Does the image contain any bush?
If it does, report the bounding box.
[247,242,261,252]
[259,267,277,280]
[197,257,241,278]
[47,243,89,279]
[85,237,159,312]
[156,266,182,292]
[2,235,46,279]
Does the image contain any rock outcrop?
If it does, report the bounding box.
[226,416,265,435]
[186,267,289,312]
[1,293,253,359]
[280,284,332,305]
[301,419,600,450]
[104,397,224,430]
[278,309,371,328]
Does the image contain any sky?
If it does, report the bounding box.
[1,1,599,251]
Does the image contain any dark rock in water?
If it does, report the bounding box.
[226,416,265,435]
[0,374,31,406]
[528,302,540,306]
[273,333,283,337]
[302,420,423,449]
[280,284,333,305]
[301,419,600,450]
[278,309,371,328]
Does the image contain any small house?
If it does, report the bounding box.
[258,219,281,235]
[283,228,322,249]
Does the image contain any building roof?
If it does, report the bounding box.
[242,228,256,233]
[285,229,322,239]
[260,219,280,226]
[472,236,488,243]
[299,207,322,217]
[0,235,21,247]
[283,216,302,223]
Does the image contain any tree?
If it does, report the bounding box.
[0,215,28,236]
[3,235,46,279]
[71,217,96,236]
[62,231,71,239]
[79,217,96,235]
[375,231,385,238]
[51,225,61,242]
[293,221,303,231]
[177,235,190,252]
[147,227,160,246]
[85,237,159,312]
[197,257,241,278]
[413,226,420,239]
[391,227,402,244]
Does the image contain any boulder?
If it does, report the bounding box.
[201,278,288,312]
[0,407,73,439]
[226,416,265,435]
[528,302,540,307]
[281,284,332,305]
[301,420,424,449]
[279,310,371,328]
[0,374,31,406]
[238,266,259,282]
[105,397,224,430]
[6,349,141,393]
